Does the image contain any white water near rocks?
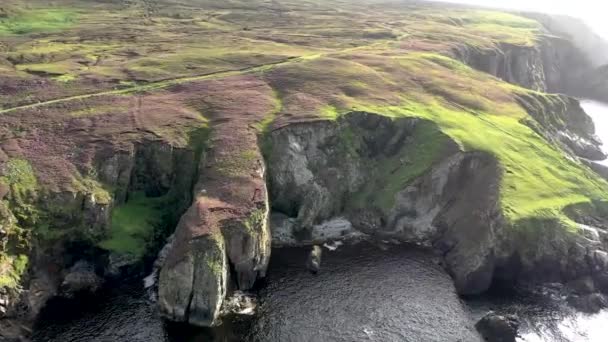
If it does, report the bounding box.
[582,100,608,165]
[480,99,608,342]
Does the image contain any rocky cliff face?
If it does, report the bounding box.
[158,115,272,327]
[266,112,608,296]
[454,42,547,91]
[266,113,501,294]
[516,92,605,161]
[0,138,199,338]
[3,1,608,337]
[454,30,596,98]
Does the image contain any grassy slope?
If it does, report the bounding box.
[99,192,167,258]
[263,51,608,229]
[0,0,607,287]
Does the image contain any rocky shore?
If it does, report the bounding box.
[2,1,608,340]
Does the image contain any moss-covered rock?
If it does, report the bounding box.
[158,214,228,327]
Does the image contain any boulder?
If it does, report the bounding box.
[60,260,102,295]
[158,203,228,327]
[306,245,322,274]
[475,312,520,342]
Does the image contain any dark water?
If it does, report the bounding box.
[32,243,607,342]
[247,245,479,342]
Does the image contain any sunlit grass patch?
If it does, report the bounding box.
[268,51,608,230]
[0,8,77,35]
[99,193,168,258]
[357,99,608,229]
[0,254,28,288]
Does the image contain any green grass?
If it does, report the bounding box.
[0,159,38,199]
[0,8,77,35]
[357,99,608,228]
[99,192,168,258]
[72,177,112,205]
[350,120,451,211]
[0,254,28,288]
[243,208,267,235]
[215,149,259,178]
[270,51,608,230]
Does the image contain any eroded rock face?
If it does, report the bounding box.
[267,112,503,294]
[516,92,604,161]
[0,139,199,335]
[267,111,608,296]
[454,28,604,103]
[306,245,322,274]
[398,152,502,294]
[158,133,271,326]
[158,201,228,327]
[60,260,103,296]
[454,43,547,91]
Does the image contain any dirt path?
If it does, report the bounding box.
[0,35,399,116]
[0,55,304,115]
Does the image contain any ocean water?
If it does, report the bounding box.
[32,242,608,342]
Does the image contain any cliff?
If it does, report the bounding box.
[1,0,608,338]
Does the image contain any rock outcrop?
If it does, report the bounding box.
[454,22,603,101]
[516,92,605,161]
[306,245,322,274]
[266,112,504,294]
[0,138,200,333]
[266,111,608,296]
[475,312,520,342]
[454,42,547,91]
[158,127,271,326]
[60,260,102,296]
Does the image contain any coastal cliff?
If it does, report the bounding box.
[1,0,608,338]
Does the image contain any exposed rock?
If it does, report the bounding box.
[567,293,608,313]
[0,138,200,338]
[158,200,229,327]
[267,111,608,296]
[60,260,102,296]
[516,92,604,161]
[582,159,608,181]
[561,133,606,161]
[454,42,547,91]
[221,291,257,316]
[578,224,602,244]
[423,153,502,295]
[268,112,502,294]
[475,311,520,342]
[566,276,596,295]
[105,253,141,277]
[270,213,364,246]
[158,132,271,326]
[0,319,31,342]
[306,245,322,274]
[526,13,608,67]
[267,113,458,236]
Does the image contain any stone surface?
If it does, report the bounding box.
[158,130,272,326]
[475,312,519,342]
[567,293,608,313]
[270,213,364,246]
[60,260,102,295]
[566,276,596,295]
[306,245,322,274]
